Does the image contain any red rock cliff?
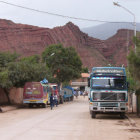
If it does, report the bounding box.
[0,19,135,70]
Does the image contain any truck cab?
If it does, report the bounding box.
[89,67,128,118]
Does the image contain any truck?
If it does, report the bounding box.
[23,82,52,108]
[88,67,128,118]
[61,86,74,102]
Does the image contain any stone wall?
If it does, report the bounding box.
[0,88,8,104]
[9,88,23,104]
[0,88,23,105]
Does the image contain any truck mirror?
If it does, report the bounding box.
[88,78,90,87]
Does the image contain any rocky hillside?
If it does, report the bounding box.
[0,19,136,70]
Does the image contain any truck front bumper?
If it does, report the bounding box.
[23,99,47,104]
[89,104,128,113]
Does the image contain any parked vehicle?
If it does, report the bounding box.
[61,86,74,102]
[88,67,128,119]
[23,82,52,108]
[48,83,64,104]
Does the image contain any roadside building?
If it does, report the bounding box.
[71,73,90,92]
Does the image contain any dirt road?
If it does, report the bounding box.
[0,96,140,140]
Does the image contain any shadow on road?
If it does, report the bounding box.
[95,114,127,120]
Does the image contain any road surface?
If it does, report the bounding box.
[0,96,140,140]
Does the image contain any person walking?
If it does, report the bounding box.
[50,94,54,110]
[78,90,81,96]
[83,91,86,98]
[75,90,78,99]
[54,93,58,107]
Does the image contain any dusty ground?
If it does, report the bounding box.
[0,96,140,140]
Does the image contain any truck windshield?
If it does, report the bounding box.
[92,77,126,90]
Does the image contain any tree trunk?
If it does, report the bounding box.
[3,88,11,105]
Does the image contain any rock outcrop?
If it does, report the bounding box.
[0,19,136,70]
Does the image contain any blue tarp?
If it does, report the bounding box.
[40,78,48,84]
[63,86,74,94]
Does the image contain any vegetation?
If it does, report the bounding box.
[0,44,83,104]
[42,44,82,83]
[126,68,136,92]
[81,67,89,73]
[127,37,140,92]
[20,55,40,64]
[0,53,54,104]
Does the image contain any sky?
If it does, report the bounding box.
[0,0,139,29]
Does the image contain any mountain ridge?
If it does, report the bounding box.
[0,19,136,70]
[81,22,140,40]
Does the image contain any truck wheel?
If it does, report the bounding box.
[91,111,96,118]
[120,113,125,119]
[71,96,74,101]
[36,104,40,108]
[29,104,33,108]
[42,103,46,108]
[61,98,64,104]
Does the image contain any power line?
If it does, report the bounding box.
[0,1,133,24]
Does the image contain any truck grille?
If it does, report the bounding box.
[93,92,125,101]
[100,102,118,107]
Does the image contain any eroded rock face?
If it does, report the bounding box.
[0,19,135,70]
[100,29,134,67]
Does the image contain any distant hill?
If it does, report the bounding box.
[81,23,140,40]
[0,19,138,70]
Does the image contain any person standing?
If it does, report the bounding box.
[83,91,86,98]
[54,93,58,107]
[50,94,54,110]
[78,90,81,96]
[75,90,78,99]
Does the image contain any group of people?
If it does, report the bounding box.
[50,93,58,110]
[73,90,88,98]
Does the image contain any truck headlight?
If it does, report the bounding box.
[93,102,98,106]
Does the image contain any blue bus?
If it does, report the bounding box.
[88,67,128,118]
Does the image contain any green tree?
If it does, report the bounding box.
[20,55,40,64]
[42,44,82,83]
[0,70,13,103]
[8,61,54,87]
[81,67,89,73]
[126,68,136,92]
[0,52,19,104]
[127,37,140,91]
[0,51,19,70]
[0,52,54,104]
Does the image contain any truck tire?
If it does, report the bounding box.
[36,104,40,108]
[91,111,96,118]
[60,97,64,104]
[120,112,125,119]
[29,104,33,108]
[71,96,74,101]
[42,103,46,108]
